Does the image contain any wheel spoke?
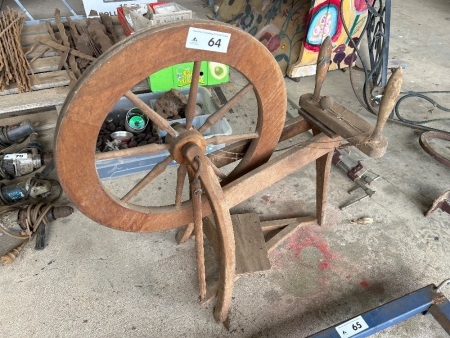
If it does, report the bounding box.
[207,132,259,145]
[206,157,226,180]
[175,165,187,208]
[185,61,202,130]
[95,143,170,161]
[125,90,179,138]
[198,83,253,134]
[121,155,173,203]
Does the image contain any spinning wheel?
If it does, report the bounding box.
[55,20,286,323]
[55,20,286,233]
[55,21,402,324]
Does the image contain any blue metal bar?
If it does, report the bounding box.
[310,285,438,338]
[428,296,450,335]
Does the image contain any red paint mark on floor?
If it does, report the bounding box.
[319,275,329,286]
[318,260,330,270]
[261,195,270,203]
[286,226,337,271]
[360,281,369,288]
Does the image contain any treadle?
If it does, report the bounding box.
[309,283,450,337]
[204,213,271,275]
[204,214,318,275]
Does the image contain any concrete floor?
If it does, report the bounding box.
[1,0,450,337]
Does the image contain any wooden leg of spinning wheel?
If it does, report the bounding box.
[175,223,195,244]
[313,128,333,226]
[190,173,207,300]
[183,142,236,323]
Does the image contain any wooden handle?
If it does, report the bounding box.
[313,36,332,101]
[370,68,404,141]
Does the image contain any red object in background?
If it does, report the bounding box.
[117,6,134,36]
[149,2,168,12]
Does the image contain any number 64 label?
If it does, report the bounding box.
[335,315,369,338]
[186,27,231,53]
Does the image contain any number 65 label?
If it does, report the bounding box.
[186,27,231,53]
[335,316,369,338]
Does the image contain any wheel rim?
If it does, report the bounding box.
[55,20,286,232]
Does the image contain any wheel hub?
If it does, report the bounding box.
[166,124,206,165]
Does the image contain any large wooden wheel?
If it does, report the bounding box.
[55,20,286,233]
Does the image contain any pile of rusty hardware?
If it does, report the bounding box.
[96,88,204,153]
[33,9,118,80]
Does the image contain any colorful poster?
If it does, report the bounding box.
[218,0,372,77]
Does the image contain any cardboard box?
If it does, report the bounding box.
[149,61,229,92]
[82,0,156,17]
[147,2,192,25]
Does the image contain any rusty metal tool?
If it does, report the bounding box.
[0,204,74,257]
[419,131,450,168]
[426,190,450,216]
[332,148,380,210]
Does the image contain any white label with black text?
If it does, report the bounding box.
[186,27,231,53]
[335,316,369,338]
[3,153,28,160]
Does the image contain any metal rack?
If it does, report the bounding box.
[12,0,84,24]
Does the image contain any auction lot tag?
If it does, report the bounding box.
[186,27,231,53]
[335,315,369,338]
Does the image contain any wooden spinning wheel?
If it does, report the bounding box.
[55,20,286,233]
[55,20,287,323]
[55,21,402,324]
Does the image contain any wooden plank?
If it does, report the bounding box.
[232,213,271,275]
[208,116,311,170]
[29,56,61,73]
[0,109,57,131]
[298,108,337,138]
[204,214,271,275]
[279,115,311,140]
[223,133,342,209]
[22,23,50,36]
[0,71,70,96]
[266,216,317,254]
[0,87,70,114]
[260,217,304,232]
[21,32,52,47]
[24,44,60,60]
